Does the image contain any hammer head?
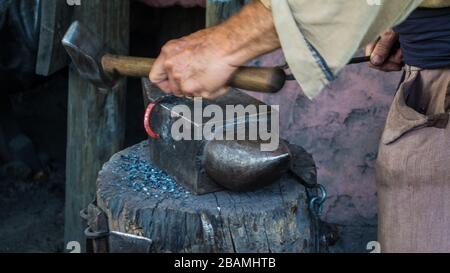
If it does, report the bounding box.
[62,21,118,90]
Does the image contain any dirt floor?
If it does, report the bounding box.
[0,168,65,253]
[0,70,68,253]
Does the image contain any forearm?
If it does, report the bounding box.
[213,0,281,66]
[149,0,281,99]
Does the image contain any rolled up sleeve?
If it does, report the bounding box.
[269,0,422,99]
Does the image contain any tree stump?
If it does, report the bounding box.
[97,141,314,253]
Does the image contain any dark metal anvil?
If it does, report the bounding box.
[141,79,316,195]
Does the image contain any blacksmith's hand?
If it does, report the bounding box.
[365,29,403,72]
[149,28,236,99]
[149,0,280,99]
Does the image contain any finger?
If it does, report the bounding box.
[160,56,183,96]
[371,30,399,66]
[180,80,200,97]
[150,55,174,94]
[369,61,403,72]
[368,48,403,72]
[380,62,403,72]
[382,49,403,69]
[365,40,377,57]
[149,54,168,84]
[390,48,403,64]
[156,80,173,94]
[167,73,183,97]
[201,87,230,100]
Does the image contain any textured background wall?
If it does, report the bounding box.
[251,50,403,252]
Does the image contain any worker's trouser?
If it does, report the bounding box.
[376,65,450,253]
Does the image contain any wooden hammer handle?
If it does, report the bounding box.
[102,54,286,93]
[102,54,155,78]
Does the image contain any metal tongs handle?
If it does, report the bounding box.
[285,55,371,81]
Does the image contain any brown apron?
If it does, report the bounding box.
[376,65,450,253]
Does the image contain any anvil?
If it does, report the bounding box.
[142,79,317,194]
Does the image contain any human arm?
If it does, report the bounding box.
[149,0,280,99]
[150,0,421,99]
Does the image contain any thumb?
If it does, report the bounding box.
[371,30,398,66]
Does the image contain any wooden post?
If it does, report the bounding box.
[35,0,73,76]
[206,0,248,27]
[65,0,129,252]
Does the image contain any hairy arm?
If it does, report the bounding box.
[149,0,280,99]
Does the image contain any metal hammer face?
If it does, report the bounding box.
[62,21,118,90]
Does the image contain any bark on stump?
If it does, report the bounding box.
[97,141,314,253]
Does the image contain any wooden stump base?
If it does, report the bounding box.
[97,141,314,253]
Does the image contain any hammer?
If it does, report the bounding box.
[62,21,370,93]
[62,21,287,93]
